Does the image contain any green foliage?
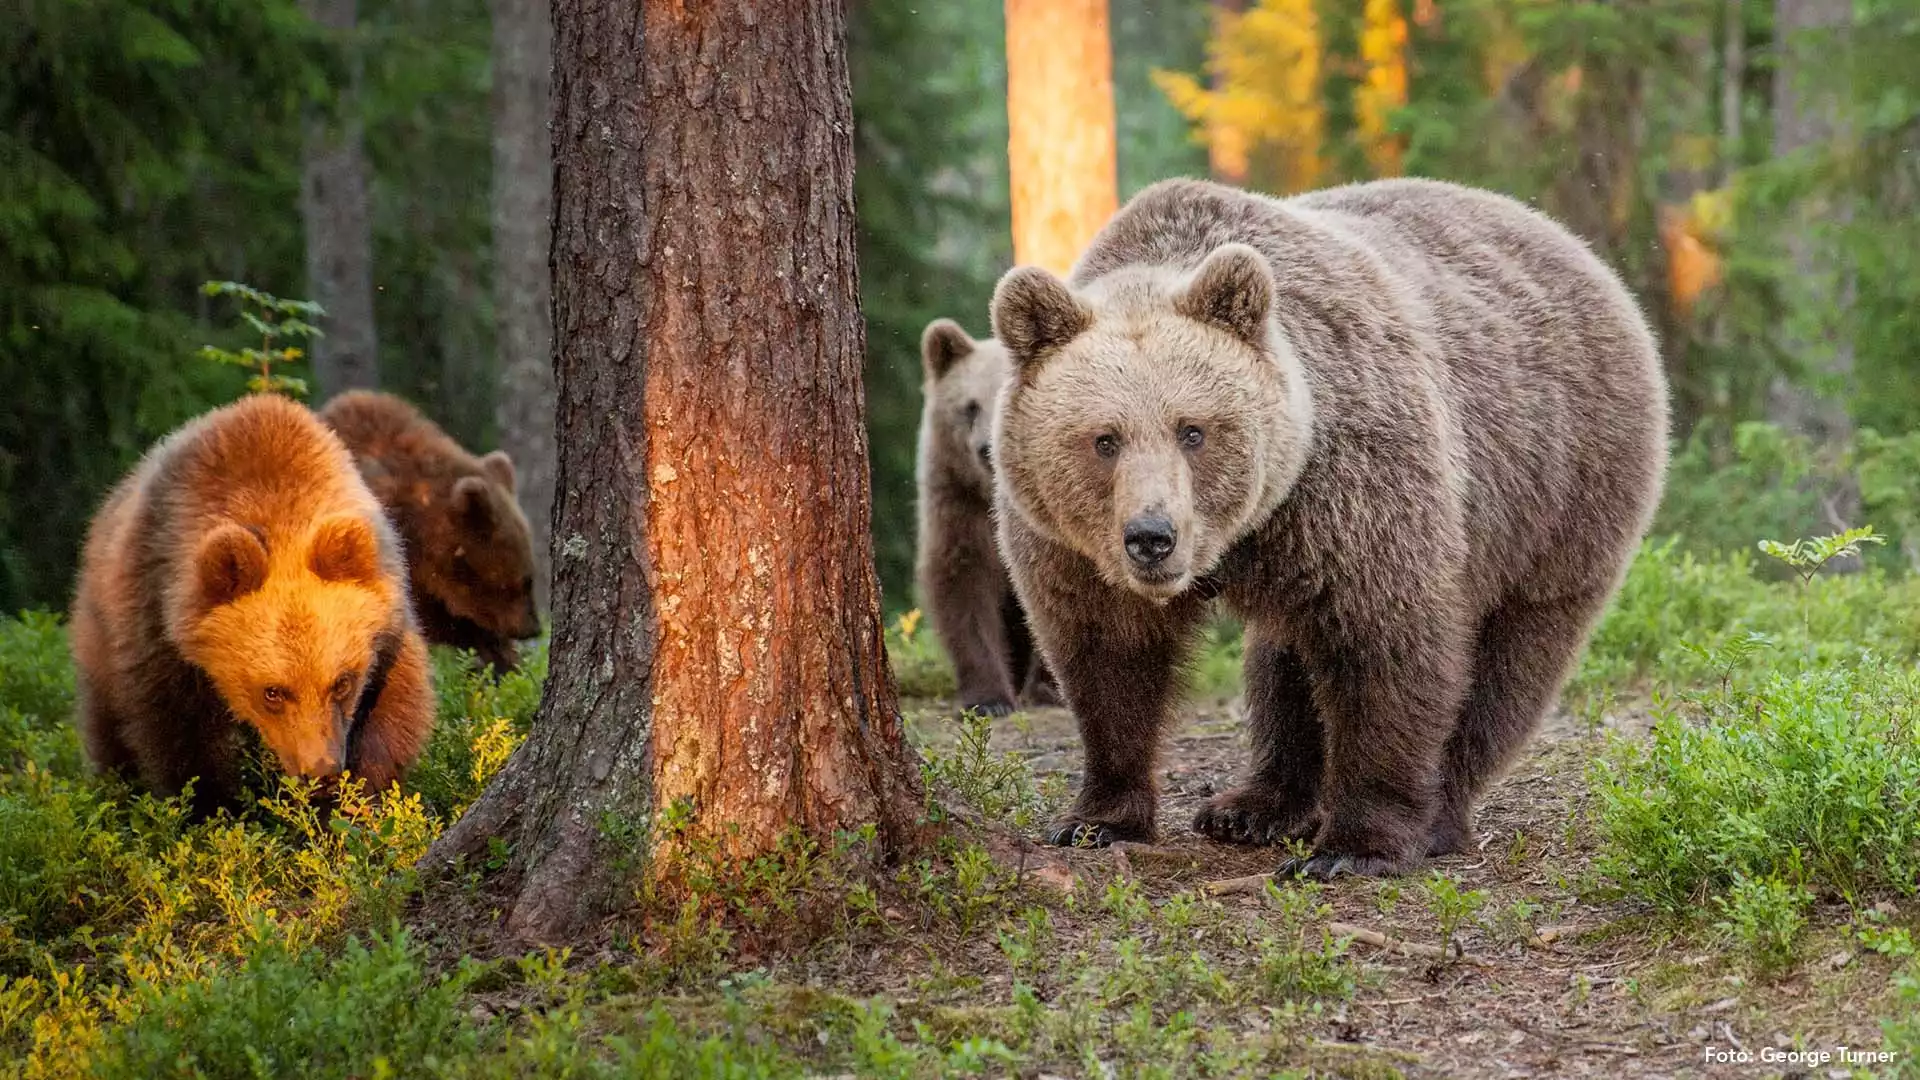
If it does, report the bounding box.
[1421,873,1488,963]
[920,711,1060,831]
[91,930,480,1079]
[1757,525,1887,584]
[1592,661,1920,914]
[1709,874,1810,980]
[196,281,321,397]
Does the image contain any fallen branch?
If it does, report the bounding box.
[1202,872,1274,896]
[1329,921,1491,967]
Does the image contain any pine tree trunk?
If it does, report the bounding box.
[427,0,926,944]
[1766,0,1854,448]
[490,0,556,611]
[300,0,379,396]
[1005,0,1119,274]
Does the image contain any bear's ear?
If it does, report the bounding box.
[1175,243,1273,348]
[308,515,381,585]
[991,266,1091,371]
[194,524,270,609]
[453,476,496,532]
[920,319,975,380]
[478,450,517,493]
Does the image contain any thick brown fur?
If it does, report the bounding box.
[989,178,1668,874]
[70,394,437,814]
[319,390,539,673]
[914,320,1058,715]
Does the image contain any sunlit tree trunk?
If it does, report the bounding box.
[490,0,556,610]
[300,0,379,396]
[426,0,925,944]
[1766,0,1854,450]
[1006,0,1119,274]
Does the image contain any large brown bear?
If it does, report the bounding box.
[989,178,1668,877]
[70,394,438,814]
[915,320,1057,715]
[319,391,540,673]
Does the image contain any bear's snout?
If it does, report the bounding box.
[976,442,993,471]
[1123,514,1178,569]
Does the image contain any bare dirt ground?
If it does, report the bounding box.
[910,690,1905,1080]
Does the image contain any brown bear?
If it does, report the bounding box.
[989,177,1668,877]
[319,390,540,673]
[70,393,438,814]
[915,319,1058,715]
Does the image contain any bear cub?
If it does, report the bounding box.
[989,178,1668,877]
[320,390,540,673]
[915,319,1058,716]
[70,393,438,813]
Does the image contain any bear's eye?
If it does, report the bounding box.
[1093,434,1120,459]
[330,673,359,702]
[262,686,292,712]
[1180,424,1205,450]
[963,401,981,423]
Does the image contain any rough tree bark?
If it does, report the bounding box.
[300,0,380,396]
[1005,0,1119,275]
[1766,0,1855,448]
[425,0,926,944]
[490,0,556,611]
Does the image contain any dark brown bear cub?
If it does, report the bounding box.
[915,319,1058,716]
[70,394,438,814]
[989,178,1668,876]
[320,390,540,673]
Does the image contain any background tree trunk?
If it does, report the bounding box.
[1766,0,1854,448]
[428,0,925,944]
[490,0,556,612]
[300,0,380,396]
[1005,0,1119,274]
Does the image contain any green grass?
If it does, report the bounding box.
[6,520,1920,1074]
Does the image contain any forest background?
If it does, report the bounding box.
[4,0,1918,614]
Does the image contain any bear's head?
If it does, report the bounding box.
[920,319,1014,495]
[990,243,1313,601]
[432,452,541,642]
[175,515,400,780]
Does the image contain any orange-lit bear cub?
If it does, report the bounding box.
[70,393,437,812]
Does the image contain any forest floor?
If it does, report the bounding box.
[867,687,1908,1080]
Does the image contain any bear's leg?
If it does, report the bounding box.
[1193,633,1323,845]
[1428,588,1610,855]
[347,632,437,794]
[1283,615,1471,879]
[1040,609,1207,848]
[929,573,1019,717]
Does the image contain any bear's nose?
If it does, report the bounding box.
[1124,514,1177,568]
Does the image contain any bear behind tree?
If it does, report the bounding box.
[915,320,1057,715]
[320,390,540,673]
[989,178,1668,876]
[70,394,437,813]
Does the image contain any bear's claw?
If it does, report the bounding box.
[958,697,1016,719]
[1277,850,1413,880]
[1191,788,1319,846]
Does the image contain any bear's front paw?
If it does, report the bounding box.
[957,695,1016,718]
[1045,816,1153,848]
[1275,812,1429,879]
[1276,849,1418,880]
[1192,785,1319,846]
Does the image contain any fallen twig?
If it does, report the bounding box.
[1329,921,1492,967]
[1201,872,1274,896]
